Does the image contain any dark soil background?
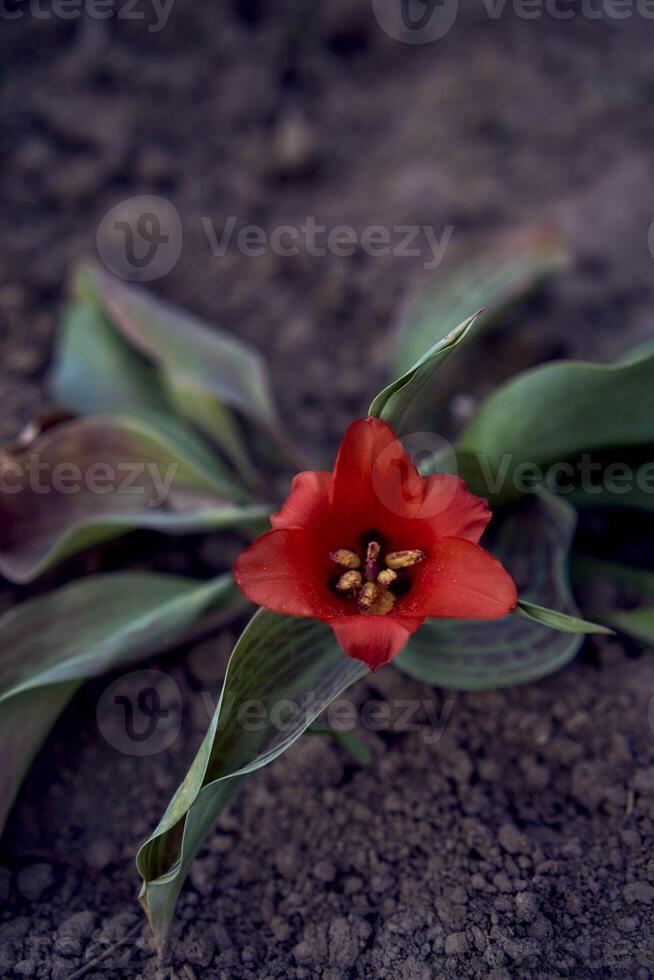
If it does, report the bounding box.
[2,2,654,977]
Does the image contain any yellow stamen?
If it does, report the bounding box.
[330,549,361,569]
[336,570,362,592]
[385,549,426,570]
[358,581,379,611]
[377,568,397,587]
[361,588,395,616]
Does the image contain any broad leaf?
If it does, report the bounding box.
[0,572,240,836]
[457,350,654,504]
[52,264,292,479]
[137,609,367,957]
[369,314,478,431]
[395,492,585,689]
[52,296,168,418]
[392,225,569,375]
[514,599,611,634]
[0,414,270,583]
[565,459,654,512]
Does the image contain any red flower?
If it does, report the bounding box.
[234,417,517,671]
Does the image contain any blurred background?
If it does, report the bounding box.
[2,1,653,454]
[2,2,654,976]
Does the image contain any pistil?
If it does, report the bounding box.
[365,541,381,581]
[329,539,425,617]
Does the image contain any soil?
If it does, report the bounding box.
[2,2,654,977]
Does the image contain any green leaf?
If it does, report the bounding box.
[137,609,366,957]
[514,599,611,634]
[51,295,168,418]
[392,225,569,376]
[53,263,294,479]
[0,414,270,583]
[0,571,240,836]
[457,350,654,505]
[369,314,478,431]
[570,556,654,645]
[605,607,654,645]
[564,461,654,512]
[395,491,585,689]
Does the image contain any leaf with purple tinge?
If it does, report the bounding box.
[51,264,298,482]
[395,492,587,689]
[0,414,271,583]
[0,571,240,837]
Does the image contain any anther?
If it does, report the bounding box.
[377,568,398,587]
[369,589,395,615]
[330,549,361,569]
[336,570,362,592]
[385,549,426,570]
[358,581,379,611]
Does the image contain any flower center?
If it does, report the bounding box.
[329,540,426,615]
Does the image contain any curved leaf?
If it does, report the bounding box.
[0,571,240,836]
[457,350,654,504]
[395,492,584,689]
[53,264,294,479]
[369,314,478,431]
[392,225,569,375]
[514,599,611,635]
[0,414,270,583]
[137,609,366,957]
[52,295,168,418]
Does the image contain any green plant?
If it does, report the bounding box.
[2,228,653,956]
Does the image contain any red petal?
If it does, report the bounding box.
[329,417,424,536]
[398,537,517,619]
[418,475,491,545]
[270,470,331,530]
[328,615,422,671]
[234,528,341,618]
